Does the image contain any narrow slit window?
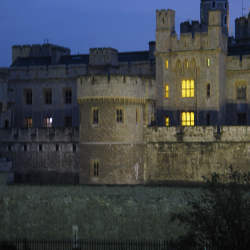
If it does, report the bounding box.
[165,60,169,69]
[207,113,211,125]
[207,58,210,67]
[207,84,210,98]
[93,162,99,177]
[165,115,169,126]
[136,108,140,124]
[93,108,98,124]
[166,85,169,98]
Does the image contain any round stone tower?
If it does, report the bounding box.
[200,0,229,36]
[77,74,156,184]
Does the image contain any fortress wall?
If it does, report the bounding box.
[0,172,200,239]
[77,75,156,100]
[9,64,87,80]
[118,61,156,76]
[0,128,79,183]
[144,126,250,184]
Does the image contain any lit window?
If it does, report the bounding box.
[165,115,169,126]
[45,91,52,104]
[93,162,99,177]
[65,90,72,104]
[185,61,188,68]
[136,108,140,124]
[238,85,246,99]
[65,116,72,127]
[182,80,194,97]
[26,91,32,105]
[207,58,210,67]
[45,117,52,127]
[207,84,210,98]
[165,60,169,69]
[182,112,194,126]
[117,108,123,123]
[25,117,33,128]
[93,108,98,124]
[165,85,169,98]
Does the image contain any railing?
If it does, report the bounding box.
[0,238,212,250]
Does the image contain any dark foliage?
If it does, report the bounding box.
[170,166,250,250]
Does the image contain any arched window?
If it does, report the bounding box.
[176,60,181,70]
[191,59,196,69]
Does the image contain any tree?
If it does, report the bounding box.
[170,167,250,250]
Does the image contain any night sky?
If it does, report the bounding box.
[0,0,248,67]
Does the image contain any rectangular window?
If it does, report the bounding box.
[182,80,194,98]
[45,91,52,104]
[55,144,59,151]
[25,118,33,128]
[165,60,169,69]
[136,108,140,124]
[206,113,211,125]
[238,85,246,99]
[182,112,195,126]
[165,115,169,126]
[44,117,52,127]
[65,90,72,104]
[23,144,27,152]
[65,116,72,127]
[238,113,246,125]
[73,144,76,152]
[26,91,32,105]
[8,144,12,151]
[207,58,210,68]
[207,84,210,98]
[93,108,98,124]
[39,144,42,151]
[117,108,123,123]
[165,85,169,98]
[92,161,99,178]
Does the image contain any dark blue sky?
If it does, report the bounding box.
[0,0,248,67]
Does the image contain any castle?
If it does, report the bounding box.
[1,0,250,185]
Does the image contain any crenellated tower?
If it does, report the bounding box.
[200,0,229,36]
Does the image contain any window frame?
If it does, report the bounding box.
[165,84,169,98]
[44,117,53,128]
[45,90,52,105]
[181,80,195,98]
[26,90,32,105]
[92,107,98,124]
[165,114,169,126]
[91,161,100,178]
[116,107,124,124]
[25,117,33,128]
[65,89,72,104]
[182,112,195,126]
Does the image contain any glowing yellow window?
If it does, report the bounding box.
[182,112,194,126]
[165,85,169,98]
[207,58,210,67]
[165,60,169,69]
[182,80,194,98]
[165,115,169,126]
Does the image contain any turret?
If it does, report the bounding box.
[200,0,229,36]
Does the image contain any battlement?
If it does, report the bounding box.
[144,126,250,143]
[89,47,118,66]
[77,74,156,102]
[9,64,87,80]
[0,127,79,143]
[156,9,175,31]
[180,21,200,35]
[235,14,250,45]
[12,44,71,64]
[226,54,250,71]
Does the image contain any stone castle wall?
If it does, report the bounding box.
[0,128,79,183]
[144,125,250,184]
